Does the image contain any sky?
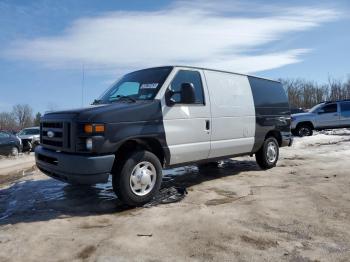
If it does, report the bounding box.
[0,0,349,114]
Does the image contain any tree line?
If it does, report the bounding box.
[0,104,41,132]
[281,76,350,109]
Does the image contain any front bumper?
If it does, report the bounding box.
[35,145,115,184]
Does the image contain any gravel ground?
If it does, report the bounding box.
[0,130,350,261]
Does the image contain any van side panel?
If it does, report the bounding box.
[204,70,256,158]
[248,76,291,152]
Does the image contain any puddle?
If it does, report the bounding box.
[0,159,258,224]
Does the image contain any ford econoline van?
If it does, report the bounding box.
[36,66,292,206]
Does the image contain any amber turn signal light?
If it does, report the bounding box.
[84,124,105,133]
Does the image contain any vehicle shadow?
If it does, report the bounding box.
[0,159,259,226]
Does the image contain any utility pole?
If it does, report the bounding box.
[81,63,85,107]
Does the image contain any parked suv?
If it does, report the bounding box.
[0,131,22,156]
[17,127,40,152]
[35,66,292,206]
[291,100,350,136]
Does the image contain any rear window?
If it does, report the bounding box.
[248,77,289,108]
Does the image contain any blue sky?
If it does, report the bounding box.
[0,0,349,114]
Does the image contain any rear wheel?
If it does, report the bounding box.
[255,137,279,170]
[295,124,313,137]
[112,150,162,206]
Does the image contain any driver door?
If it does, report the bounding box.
[315,103,340,128]
[160,68,211,165]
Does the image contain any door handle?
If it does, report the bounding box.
[205,120,210,130]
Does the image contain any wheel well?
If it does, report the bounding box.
[265,130,282,147]
[296,121,314,130]
[114,138,165,166]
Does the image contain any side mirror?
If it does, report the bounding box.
[180,83,196,104]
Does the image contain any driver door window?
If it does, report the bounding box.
[169,70,204,104]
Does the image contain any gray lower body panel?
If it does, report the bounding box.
[35,145,115,184]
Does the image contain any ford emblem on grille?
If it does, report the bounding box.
[47,130,55,138]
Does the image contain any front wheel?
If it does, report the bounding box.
[295,124,313,137]
[255,137,279,170]
[112,150,162,206]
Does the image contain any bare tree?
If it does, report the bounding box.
[281,76,350,110]
[0,112,17,131]
[33,112,42,126]
[12,104,33,129]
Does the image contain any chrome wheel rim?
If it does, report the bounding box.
[130,161,156,196]
[266,142,277,163]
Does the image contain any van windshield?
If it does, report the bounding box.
[97,67,173,103]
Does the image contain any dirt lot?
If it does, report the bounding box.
[1,130,350,262]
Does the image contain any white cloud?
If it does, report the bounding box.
[2,1,339,74]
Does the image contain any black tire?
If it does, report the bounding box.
[112,150,162,206]
[255,137,279,170]
[295,124,313,137]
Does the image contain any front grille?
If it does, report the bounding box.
[40,121,72,151]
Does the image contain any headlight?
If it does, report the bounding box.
[86,138,93,150]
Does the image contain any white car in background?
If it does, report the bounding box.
[17,126,40,152]
[291,100,350,136]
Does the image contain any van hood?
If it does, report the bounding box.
[43,100,163,123]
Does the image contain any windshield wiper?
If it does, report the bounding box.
[111,95,136,103]
[91,99,102,105]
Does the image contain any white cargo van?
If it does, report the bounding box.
[36,66,292,206]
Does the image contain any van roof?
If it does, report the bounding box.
[137,65,281,83]
[174,65,281,83]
